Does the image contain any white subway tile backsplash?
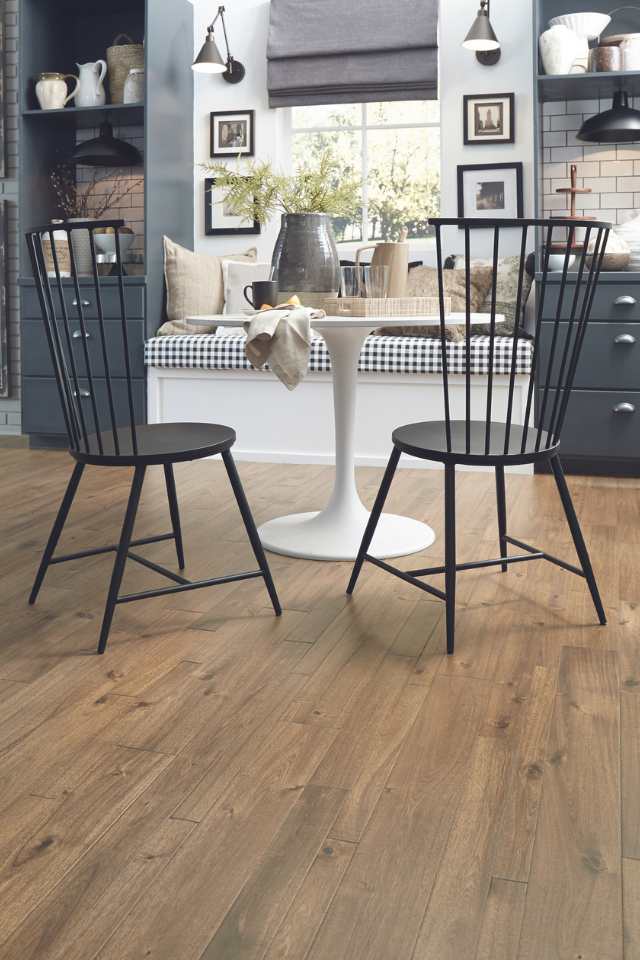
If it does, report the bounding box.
[617,176,640,192]
[582,176,617,193]
[550,114,582,131]
[600,192,634,209]
[544,131,567,147]
[565,99,599,115]
[543,101,567,116]
[550,145,584,162]
[574,161,600,178]
[600,160,634,177]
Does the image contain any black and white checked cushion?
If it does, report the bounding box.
[145,334,533,376]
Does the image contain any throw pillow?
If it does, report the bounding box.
[377,266,493,341]
[445,253,534,335]
[157,237,257,335]
[220,260,272,336]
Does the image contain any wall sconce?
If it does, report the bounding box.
[192,5,246,84]
[462,0,501,66]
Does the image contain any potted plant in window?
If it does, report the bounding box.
[204,151,360,301]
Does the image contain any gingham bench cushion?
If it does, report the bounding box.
[145,334,533,376]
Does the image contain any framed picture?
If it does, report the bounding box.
[210,110,255,158]
[204,178,260,236]
[463,93,515,146]
[457,162,524,226]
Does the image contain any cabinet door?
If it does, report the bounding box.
[22,377,146,437]
[537,321,640,391]
[22,318,145,379]
[542,388,640,459]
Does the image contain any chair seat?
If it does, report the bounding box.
[392,420,559,466]
[71,422,236,466]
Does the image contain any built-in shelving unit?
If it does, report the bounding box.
[537,70,640,102]
[19,0,194,444]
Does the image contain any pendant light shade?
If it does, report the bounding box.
[71,123,142,167]
[193,29,227,74]
[463,0,500,51]
[577,92,640,144]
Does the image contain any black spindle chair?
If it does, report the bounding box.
[26,220,281,654]
[347,216,611,655]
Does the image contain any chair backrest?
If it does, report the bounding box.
[428,217,610,455]
[26,220,139,457]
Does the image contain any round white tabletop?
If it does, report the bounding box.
[188,311,503,561]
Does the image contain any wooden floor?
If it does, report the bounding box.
[0,447,637,960]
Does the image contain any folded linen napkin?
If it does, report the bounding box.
[245,303,324,390]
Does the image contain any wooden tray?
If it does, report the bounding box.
[323,296,447,318]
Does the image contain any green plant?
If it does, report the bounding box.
[50,164,143,220]
[202,151,360,225]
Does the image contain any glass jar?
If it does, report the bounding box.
[123,68,144,104]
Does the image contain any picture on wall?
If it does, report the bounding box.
[463,93,515,146]
[0,8,5,179]
[457,162,523,225]
[204,178,260,236]
[210,110,255,158]
[0,201,7,398]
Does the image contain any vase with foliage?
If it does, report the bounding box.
[204,152,360,299]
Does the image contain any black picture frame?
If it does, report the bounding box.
[463,93,515,146]
[457,162,524,226]
[210,110,255,158]
[204,178,260,236]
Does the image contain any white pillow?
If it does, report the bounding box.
[220,260,272,336]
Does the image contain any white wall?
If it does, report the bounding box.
[191,0,534,260]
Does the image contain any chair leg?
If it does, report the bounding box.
[222,450,281,616]
[550,455,606,626]
[444,463,457,655]
[98,467,146,655]
[347,446,401,596]
[30,462,85,605]
[495,465,508,573]
[164,464,185,570]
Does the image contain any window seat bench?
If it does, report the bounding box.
[146,334,533,471]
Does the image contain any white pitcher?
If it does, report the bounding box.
[35,72,79,110]
[75,61,107,108]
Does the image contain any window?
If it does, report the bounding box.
[291,101,440,245]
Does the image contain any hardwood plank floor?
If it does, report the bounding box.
[0,449,634,960]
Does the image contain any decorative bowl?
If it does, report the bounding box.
[548,12,611,41]
[94,231,135,259]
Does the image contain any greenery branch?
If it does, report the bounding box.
[50,164,143,221]
[202,151,361,225]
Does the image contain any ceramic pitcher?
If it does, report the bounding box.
[35,72,79,110]
[75,61,107,108]
[354,232,410,298]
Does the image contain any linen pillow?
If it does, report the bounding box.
[445,253,535,335]
[377,266,493,341]
[219,260,272,336]
[157,237,257,335]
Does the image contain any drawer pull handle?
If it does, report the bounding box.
[614,333,636,345]
[614,295,637,306]
[72,329,91,340]
[72,299,91,308]
[613,402,635,415]
[72,389,91,399]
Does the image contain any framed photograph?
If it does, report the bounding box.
[204,178,260,236]
[463,93,515,146]
[457,162,524,226]
[210,110,255,158]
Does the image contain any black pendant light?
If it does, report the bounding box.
[462,0,501,65]
[71,123,142,167]
[577,92,640,144]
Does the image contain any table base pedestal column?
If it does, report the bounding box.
[258,509,435,562]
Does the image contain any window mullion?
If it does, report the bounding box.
[361,103,369,242]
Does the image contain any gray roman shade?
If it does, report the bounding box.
[267,0,438,108]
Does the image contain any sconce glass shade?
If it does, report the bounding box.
[577,92,640,143]
[193,30,227,73]
[463,3,500,51]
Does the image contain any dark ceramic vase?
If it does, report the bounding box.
[271,213,341,297]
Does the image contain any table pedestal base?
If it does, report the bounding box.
[258,509,435,562]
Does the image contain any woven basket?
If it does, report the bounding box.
[322,296,446,318]
[107,34,144,104]
[43,232,71,277]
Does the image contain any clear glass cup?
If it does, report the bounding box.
[341,265,389,299]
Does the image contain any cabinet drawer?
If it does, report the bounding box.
[22,377,145,436]
[22,318,145,379]
[542,281,640,321]
[542,389,640,459]
[538,322,640,391]
[21,283,145,321]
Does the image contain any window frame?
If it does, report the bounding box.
[290,101,441,246]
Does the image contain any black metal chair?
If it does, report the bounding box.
[26,220,281,655]
[347,216,611,655]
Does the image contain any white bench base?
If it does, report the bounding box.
[147,367,533,475]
